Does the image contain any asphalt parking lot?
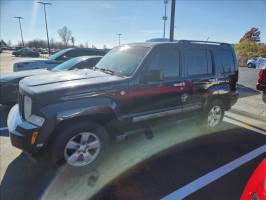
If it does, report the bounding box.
[0,51,265,200]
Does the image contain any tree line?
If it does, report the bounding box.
[2,26,265,67]
[1,26,108,50]
[235,27,266,66]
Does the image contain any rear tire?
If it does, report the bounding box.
[49,121,110,168]
[201,99,225,129]
[248,63,253,68]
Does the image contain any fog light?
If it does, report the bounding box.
[31,131,39,145]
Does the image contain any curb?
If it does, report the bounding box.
[229,108,266,123]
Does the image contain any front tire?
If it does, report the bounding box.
[49,121,110,168]
[248,63,253,68]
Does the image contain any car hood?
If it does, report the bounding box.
[20,69,125,97]
[0,69,50,83]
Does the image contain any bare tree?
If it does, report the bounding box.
[58,26,72,47]
[7,40,12,47]
[85,42,88,48]
[71,36,75,47]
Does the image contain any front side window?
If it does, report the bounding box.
[95,45,150,77]
[148,47,180,78]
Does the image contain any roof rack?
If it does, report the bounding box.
[178,40,230,46]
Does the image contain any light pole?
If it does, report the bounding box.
[14,16,24,46]
[37,1,52,55]
[162,0,168,38]
[117,33,122,46]
[169,0,176,42]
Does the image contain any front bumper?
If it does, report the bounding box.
[256,83,266,92]
[7,104,40,153]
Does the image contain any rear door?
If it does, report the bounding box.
[183,47,214,111]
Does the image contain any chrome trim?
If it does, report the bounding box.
[182,104,201,112]
[132,104,201,123]
[173,82,185,87]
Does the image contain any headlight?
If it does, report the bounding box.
[23,96,45,126]
[24,96,32,120]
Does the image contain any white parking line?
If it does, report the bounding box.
[161,144,266,200]
[224,117,266,135]
[0,127,8,131]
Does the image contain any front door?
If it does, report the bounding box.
[127,46,185,120]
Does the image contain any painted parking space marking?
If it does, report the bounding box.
[224,117,266,136]
[161,144,266,200]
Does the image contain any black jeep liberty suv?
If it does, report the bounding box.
[7,40,239,167]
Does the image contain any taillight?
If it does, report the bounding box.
[258,69,266,83]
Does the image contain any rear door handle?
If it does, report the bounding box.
[173,82,185,87]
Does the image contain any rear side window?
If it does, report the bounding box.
[186,50,212,76]
[148,47,180,78]
[213,50,235,74]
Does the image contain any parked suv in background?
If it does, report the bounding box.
[12,48,40,58]
[13,48,108,72]
[7,40,239,168]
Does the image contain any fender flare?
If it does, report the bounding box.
[37,97,120,143]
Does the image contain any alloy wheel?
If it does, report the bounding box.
[64,132,101,167]
[207,105,222,127]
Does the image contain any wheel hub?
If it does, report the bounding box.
[208,105,222,127]
[64,132,101,167]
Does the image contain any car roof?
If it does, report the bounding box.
[125,40,233,50]
[74,55,103,60]
[67,48,108,52]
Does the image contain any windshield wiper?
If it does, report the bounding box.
[94,67,116,75]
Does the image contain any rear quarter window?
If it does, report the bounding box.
[213,49,235,74]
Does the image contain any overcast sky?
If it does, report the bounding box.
[1,0,266,48]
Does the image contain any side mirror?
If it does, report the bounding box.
[143,70,164,82]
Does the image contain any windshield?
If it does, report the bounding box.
[95,45,150,76]
[48,48,71,60]
[51,57,86,71]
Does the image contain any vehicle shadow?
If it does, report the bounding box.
[0,152,56,200]
[237,84,260,98]
[0,105,12,127]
